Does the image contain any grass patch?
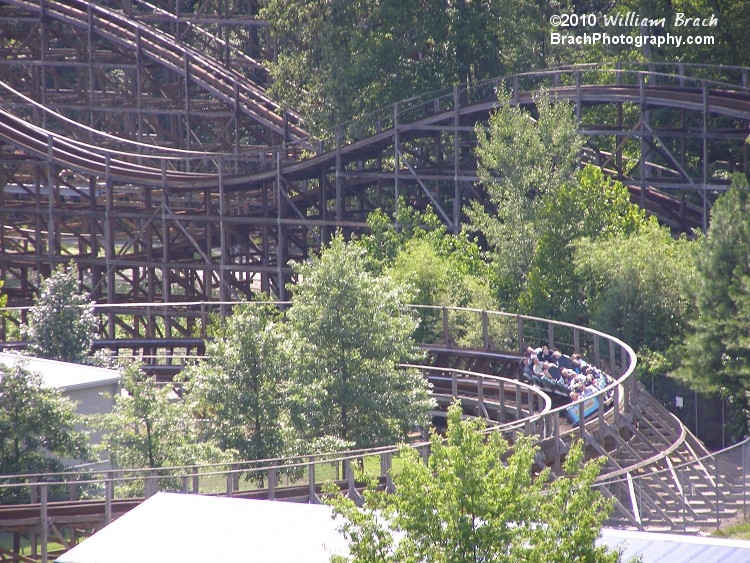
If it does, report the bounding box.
[191,452,408,495]
[713,520,750,540]
[0,534,67,557]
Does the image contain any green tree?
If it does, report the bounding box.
[675,176,750,435]
[469,93,583,304]
[358,203,499,347]
[357,203,445,276]
[472,96,649,321]
[388,238,496,347]
[261,0,548,131]
[360,202,494,283]
[25,263,97,363]
[0,360,89,495]
[95,364,231,477]
[519,165,646,322]
[327,402,617,562]
[184,303,295,464]
[574,219,697,353]
[288,236,434,448]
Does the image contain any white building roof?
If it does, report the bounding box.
[56,493,349,563]
[55,492,750,563]
[599,527,750,562]
[0,352,119,392]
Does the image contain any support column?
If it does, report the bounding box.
[639,74,648,210]
[219,158,229,312]
[616,103,623,175]
[183,53,192,158]
[453,85,460,234]
[46,136,57,266]
[39,2,48,130]
[135,29,144,151]
[335,126,342,223]
[40,485,48,563]
[34,166,43,289]
[393,102,400,226]
[161,162,171,338]
[203,186,212,301]
[276,150,286,301]
[89,177,100,300]
[575,70,581,123]
[87,3,95,134]
[261,180,270,294]
[702,81,709,232]
[145,188,155,338]
[105,156,115,338]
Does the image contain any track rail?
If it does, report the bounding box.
[3,67,748,192]
[2,0,305,140]
[1,303,742,552]
[1,305,634,531]
[0,12,747,337]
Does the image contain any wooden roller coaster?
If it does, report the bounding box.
[2,304,750,563]
[0,0,748,320]
[1,1,750,560]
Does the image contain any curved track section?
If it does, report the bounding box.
[0,50,748,311]
[0,5,747,555]
[0,304,744,562]
[0,0,304,148]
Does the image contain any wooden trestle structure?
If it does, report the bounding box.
[0,0,749,342]
[1,305,750,563]
[1,2,750,559]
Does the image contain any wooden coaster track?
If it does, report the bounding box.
[1,304,749,562]
[0,5,749,557]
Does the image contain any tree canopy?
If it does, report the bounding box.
[261,0,548,131]
[184,303,295,463]
[357,203,498,347]
[675,176,750,434]
[469,93,583,301]
[25,263,97,364]
[471,94,647,319]
[0,360,89,488]
[289,236,434,448]
[518,165,646,322]
[574,219,697,353]
[262,0,750,132]
[327,402,617,562]
[180,235,435,459]
[95,364,231,474]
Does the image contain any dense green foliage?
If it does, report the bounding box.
[470,91,715,430]
[469,93,583,302]
[185,303,293,463]
[262,0,749,131]
[519,165,646,322]
[556,0,750,68]
[25,264,97,363]
[574,220,698,353]
[0,361,88,492]
[358,204,498,346]
[289,236,434,447]
[472,94,649,322]
[180,236,434,461]
[95,364,232,474]
[328,402,616,562]
[675,177,750,432]
[261,0,549,131]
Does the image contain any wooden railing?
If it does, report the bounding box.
[0,303,635,496]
